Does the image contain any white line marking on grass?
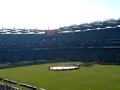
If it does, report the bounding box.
[40,88,47,90]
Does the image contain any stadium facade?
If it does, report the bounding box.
[0,19,120,63]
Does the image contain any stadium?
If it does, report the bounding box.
[0,19,120,63]
[0,18,120,90]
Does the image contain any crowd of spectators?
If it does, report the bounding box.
[0,77,37,90]
[0,83,21,90]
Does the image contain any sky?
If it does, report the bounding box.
[0,0,120,29]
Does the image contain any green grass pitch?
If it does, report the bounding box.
[0,62,120,90]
